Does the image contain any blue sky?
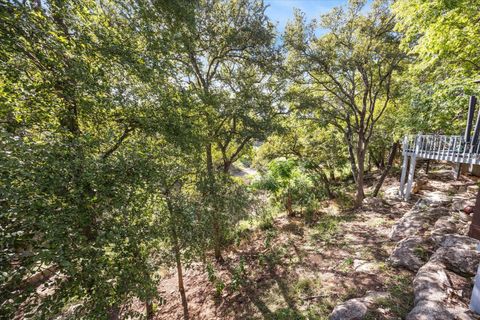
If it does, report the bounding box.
[264,0,347,33]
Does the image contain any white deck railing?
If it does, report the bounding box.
[402,134,480,165]
[399,134,480,200]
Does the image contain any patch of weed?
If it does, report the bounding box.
[338,257,354,272]
[293,278,315,296]
[368,272,413,318]
[268,308,305,320]
[310,214,354,244]
[413,245,430,261]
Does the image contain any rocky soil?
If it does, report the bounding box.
[330,168,480,320]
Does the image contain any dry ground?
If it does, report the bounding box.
[153,175,421,320]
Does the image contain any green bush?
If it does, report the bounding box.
[253,158,318,217]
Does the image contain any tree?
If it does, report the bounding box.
[284,0,404,206]
[172,0,280,261]
[150,140,203,320]
[392,0,479,139]
[0,0,196,318]
[393,0,480,78]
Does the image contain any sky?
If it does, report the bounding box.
[264,0,347,33]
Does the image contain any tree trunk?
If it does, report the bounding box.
[174,239,189,320]
[286,193,293,217]
[373,141,399,197]
[355,135,366,207]
[146,301,154,320]
[345,131,358,183]
[205,143,223,263]
[320,172,333,199]
[329,169,335,181]
[107,306,120,320]
[223,160,231,174]
[355,163,365,206]
[206,143,214,179]
[167,200,190,320]
[213,219,224,263]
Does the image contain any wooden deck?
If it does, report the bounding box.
[399,134,480,199]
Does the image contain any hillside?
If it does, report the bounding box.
[149,166,479,319]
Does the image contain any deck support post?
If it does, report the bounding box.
[425,160,430,174]
[455,163,462,180]
[405,155,417,200]
[404,136,420,200]
[399,154,409,197]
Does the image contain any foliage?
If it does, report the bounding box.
[0,0,198,318]
[393,0,480,135]
[169,0,281,261]
[256,118,348,198]
[284,0,404,205]
[393,0,480,78]
[253,158,317,216]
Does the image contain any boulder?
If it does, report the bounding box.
[452,198,476,211]
[430,217,457,244]
[329,299,367,320]
[407,301,477,320]
[406,234,480,320]
[435,234,480,276]
[384,186,401,200]
[412,260,450,305]
[412,178,429,194]
[408,259,478,320]
[406,300,455,320]
[328,291,389,320]
[420,191,451,206]
[389,236,429,272]
[468,184,479,194]
[445,306,478,320]
[452,211,473,224]
[389,207,450,241]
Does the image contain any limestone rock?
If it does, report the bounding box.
[353,259,380,274]
[468,184,479,194]
[413,260,450,305]
[362,197,384,208]
[406,235,480,320]
[420,191,451,206]
[452,198,476,211]
[436,234,480,276]
[389,207,450,241]
[412,178,428,194]
[329,299,367,320]
[452,210,473,224]
[329,291,389,320]
[408,260,478,320]
[384,186,400,200]
[406,300,455,320]
[445,306,478,320]
[430,217,457,244]
[389,236,429,271]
